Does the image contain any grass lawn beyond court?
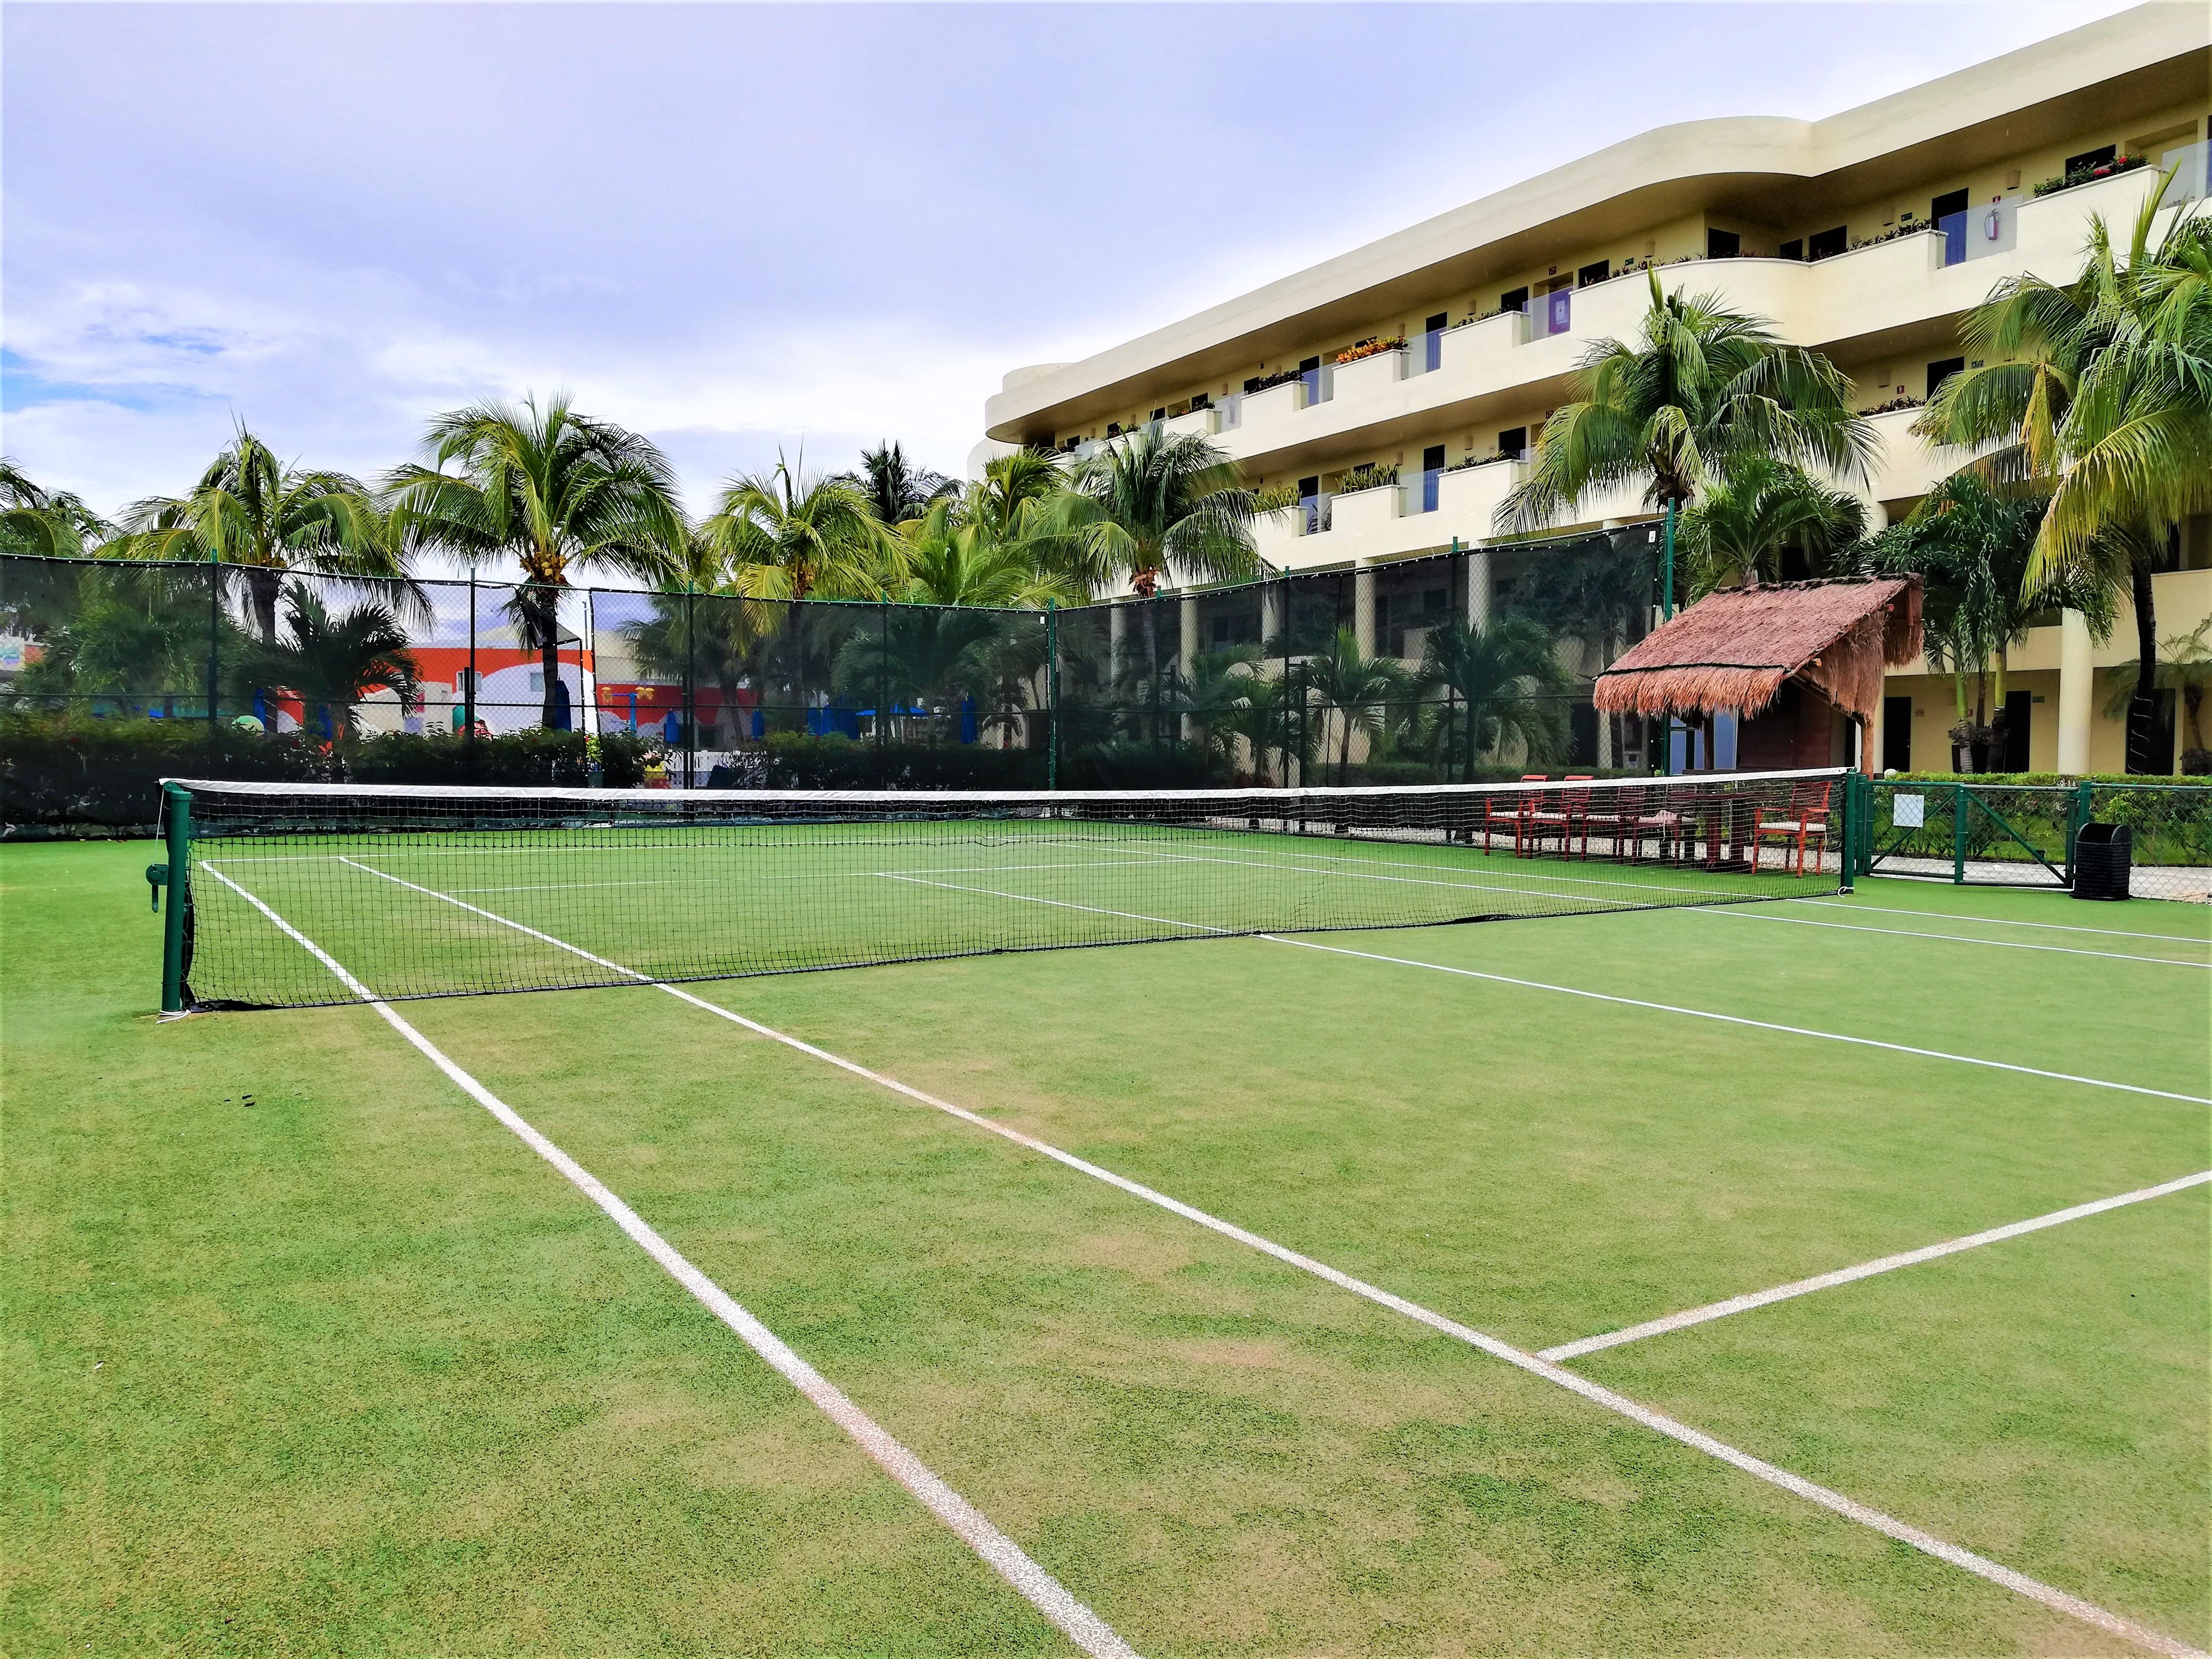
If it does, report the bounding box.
[4,835,2206,1656]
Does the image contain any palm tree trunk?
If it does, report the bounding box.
[248,565,282,646]
[2128,552,2159,773]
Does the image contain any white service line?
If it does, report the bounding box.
[1146,840,1779,902]
[1259,936,2212,1106]
[1540,1171,2212,1361]
[434,860,1182,896]
[1789,898,2212,947]
[878,873,1235,935]
[307,859,2203,1659]
[1135,848,1644,908]
[1701,906,2210,967]
[200,863,1140,1659]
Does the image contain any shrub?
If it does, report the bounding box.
[1333,336,1407,366]
[1334,462,1400,495]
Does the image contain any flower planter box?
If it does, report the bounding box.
[1330,483,1399,538]
[1163,407,1218,439]
[1240,378,1305,432]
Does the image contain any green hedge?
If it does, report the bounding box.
[0,713,659,834]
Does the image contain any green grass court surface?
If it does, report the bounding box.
[5,835,2208,1656]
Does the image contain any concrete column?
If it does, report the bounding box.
[1466,547,1492,633]
[1354,561,1377,659]
[2056,607,2094,774]
[1179,593,1201,739]
[1108,600,1127,668]
[1261,582,1283,649]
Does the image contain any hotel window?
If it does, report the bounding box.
[1705,228,1740,259]
[1577,259,1610,288]
[1498,426,1527,460]
[1498,285,1529,314]
[1926,357,1965,398]
[1779,238,1804,261]
[1808,226,1847,260]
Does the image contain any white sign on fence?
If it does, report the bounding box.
[1892,793,1925,828]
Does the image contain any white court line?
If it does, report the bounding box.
[1162,839,1826,901]
[299,859,2204,1659]
[879,873,1234,935]
[1260,936,2211,1106]
[1136,849,1645,909]
[198,862,1139,1659]
[1791,899,2212,947]
[1701,906,2211,968]
[1540,1171,2212,1362]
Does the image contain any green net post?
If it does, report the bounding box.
[1838,771,1857,891]
[159,781,191,1013]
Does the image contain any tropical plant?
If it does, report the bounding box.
[703,453,900,602]
[103,424,396,643]
[1335,462,1399,494]
[248,582,417,739]
[621,576,768,746]
[895,496,1085,611]
[840,441,956,527]
[1501,272,1876,610]
[1680,458,1869,595]
[1914,170,2212,770]
[1418,616,1573,776]
[1854,473,2107,758]
[2100,618,2212,769]
[1250,482,1299,514]
[1173,644,1264,766]
[6,564,248,715]
[1224,668,1298,785]
[1053,426,1264,599]
[1300,627,1409,783]
[388,394,685,726]
[0,459,111,558]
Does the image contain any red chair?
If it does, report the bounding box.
[1480,775,1547,853]
[1526,774,1595,859]
[1751,779,1834,876]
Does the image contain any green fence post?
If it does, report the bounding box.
[160,781,191,1013]
[2066,778,2093,886]
[1952,782,1969,884]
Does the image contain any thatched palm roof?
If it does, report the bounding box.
[1593,577,1922,723]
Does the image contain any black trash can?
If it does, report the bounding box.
[2072,823,2132,901]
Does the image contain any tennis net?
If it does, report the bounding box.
[159,769,1852,1009]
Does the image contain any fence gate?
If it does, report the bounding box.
[1858,780,2081,889]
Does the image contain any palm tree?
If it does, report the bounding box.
[1914,173,2212,770]
[1681,458,1868,597]
[103,424,394,643]
[1419,616,1573,777]
[0,459,111,558]
[1175,645,1263,768]
[1054,426,1264,599]
[703,452,900,602]
[1225,669,1295,785]
[1301,627,1408,783]
[249,582,416,739]
[1501,273,1876,614]
[2101,618,2212,771]
[839,441,955,527]
[894,495,1085,611]
[1855,472,2106,767]
[387,394,684,728]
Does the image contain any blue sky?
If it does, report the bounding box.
[2,0,2137,520]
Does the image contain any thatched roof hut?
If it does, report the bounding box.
[1594,577,1922,725]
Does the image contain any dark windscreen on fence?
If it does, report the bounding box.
[5,546,2207,902]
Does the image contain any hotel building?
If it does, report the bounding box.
[977,4,2212,775]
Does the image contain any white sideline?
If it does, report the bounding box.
[1539,1171,2212,1361]
[196,864,1140,1659]
[1789,899,2212,946]
[1701,907,2209,968]
[300,859,2204,1658]
[1259,937,2212,1106]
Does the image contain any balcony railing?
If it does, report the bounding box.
[1299,493,1334,536]
[2164,140,2212,207]
[1399,465,1442,516]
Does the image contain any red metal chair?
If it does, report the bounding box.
[1525,775,1593,859]
[1751,779,1834,876]
[1479,776,1547,853]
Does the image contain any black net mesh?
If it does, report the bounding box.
[171,770,1850,1008]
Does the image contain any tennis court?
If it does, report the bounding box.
[6,776,2208,1656]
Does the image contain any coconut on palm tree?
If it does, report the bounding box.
[104,424,395,643]
[1501,273,1876,614]
[1914,172,2212,770]
[387,395,685,728]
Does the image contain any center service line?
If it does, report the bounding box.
[204,864,1138,1659]
[321,857,2202,1659]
